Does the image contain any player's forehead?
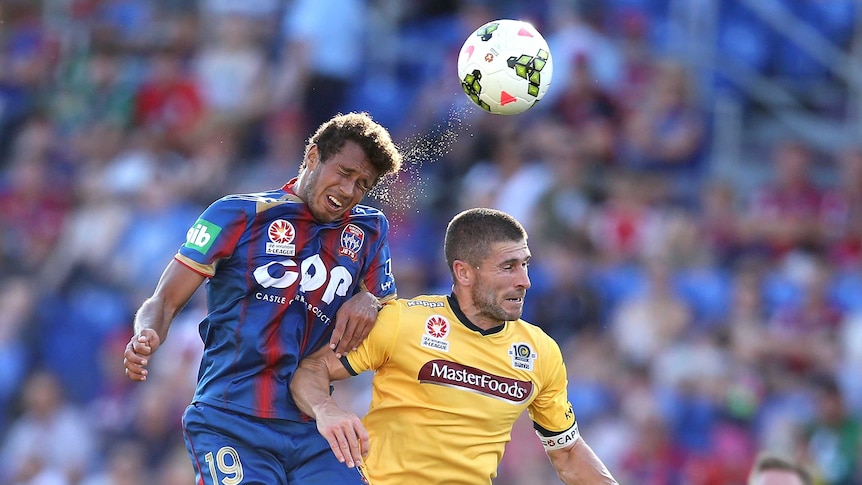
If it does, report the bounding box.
[484,239,530,265]
[324,141,377,179]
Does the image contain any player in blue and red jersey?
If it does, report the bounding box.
[122,112,402,484]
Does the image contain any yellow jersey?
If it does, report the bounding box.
[342,294,579,485]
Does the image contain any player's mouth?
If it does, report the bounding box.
[326,194,344,211]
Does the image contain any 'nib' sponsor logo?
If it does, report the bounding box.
[185,219,222,254]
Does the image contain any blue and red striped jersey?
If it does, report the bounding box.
[175,180,396,420]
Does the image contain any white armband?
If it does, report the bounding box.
[536,422,580,451]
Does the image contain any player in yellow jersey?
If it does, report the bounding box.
[291,207,617,484]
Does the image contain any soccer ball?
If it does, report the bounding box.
[457,19,553,115]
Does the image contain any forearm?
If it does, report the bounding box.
[549,438,617,485]
[134,259,203,341]
[291,355,341,418]
[133,294,176,343]
[291,349,369,467]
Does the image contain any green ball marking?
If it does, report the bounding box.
[476,23,500,41]
[461,70,492,112]
[505,49,549,100]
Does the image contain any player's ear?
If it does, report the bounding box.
[452,260,474,287]
[305,145,320,170]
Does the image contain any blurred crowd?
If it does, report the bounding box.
[1,0,861,484]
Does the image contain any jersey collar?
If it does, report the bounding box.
[282,178,298,194]
[447,294,506,336]
[280,177,352,224]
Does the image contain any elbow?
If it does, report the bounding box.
[288,363,312,407]
[289,361,311,396]
[551,437,619,485]
[290,355,327,393]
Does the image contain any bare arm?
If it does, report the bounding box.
[547,437,618,485]
[123,259,205,381]
[290,345,367,468]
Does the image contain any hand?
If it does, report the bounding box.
[123,328,161,381]
[330,291,380,357]
[315,401,369,468]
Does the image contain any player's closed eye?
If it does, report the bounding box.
[339,167,371,193]
[502,261,529,270]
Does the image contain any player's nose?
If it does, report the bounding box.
[514,265,531,289]
[338,176,357,198]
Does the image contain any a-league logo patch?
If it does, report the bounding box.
[266,219,296,256]
[339,224,365,261]
[420,315,450,352]
[508,343,537,371]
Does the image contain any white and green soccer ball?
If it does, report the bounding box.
[457,19,554,115]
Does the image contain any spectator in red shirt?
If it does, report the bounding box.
[0,122,71,272]
[133,45,206,155]
[762,256,842,374]
[550,53,621,166]
[738,140,825,260]
[820,145,862,266]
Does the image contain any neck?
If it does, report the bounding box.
[450,290,505,331]
[292,172,308,198]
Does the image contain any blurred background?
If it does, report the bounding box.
[1,0,862,483]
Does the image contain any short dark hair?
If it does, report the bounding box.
[303,112,402,185]
[749,452,812,485]
[444,208,527,274]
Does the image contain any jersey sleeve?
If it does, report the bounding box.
[175,197,248,277]
[358,213,396,302]
[528,338,580,452]
[340,301,400,375]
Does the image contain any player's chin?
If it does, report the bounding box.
[310,205,342,223]
[501,298,525,318]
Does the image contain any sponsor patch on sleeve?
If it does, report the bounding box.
[184,218,222,254]
[535,422,580,451]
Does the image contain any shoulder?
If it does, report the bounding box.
[213,190,288,209]
[212,190,309,217]
[380,295,448,318]
[194,194,256,228]
[376,295,448,334]
[348,204,387,220]
[227,189,297,204]
[511,319,563,354]
[512,318,550,338]
[346,204,391,231]
[398,294,448,310]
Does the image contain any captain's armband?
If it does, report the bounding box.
[535,422,580,451]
